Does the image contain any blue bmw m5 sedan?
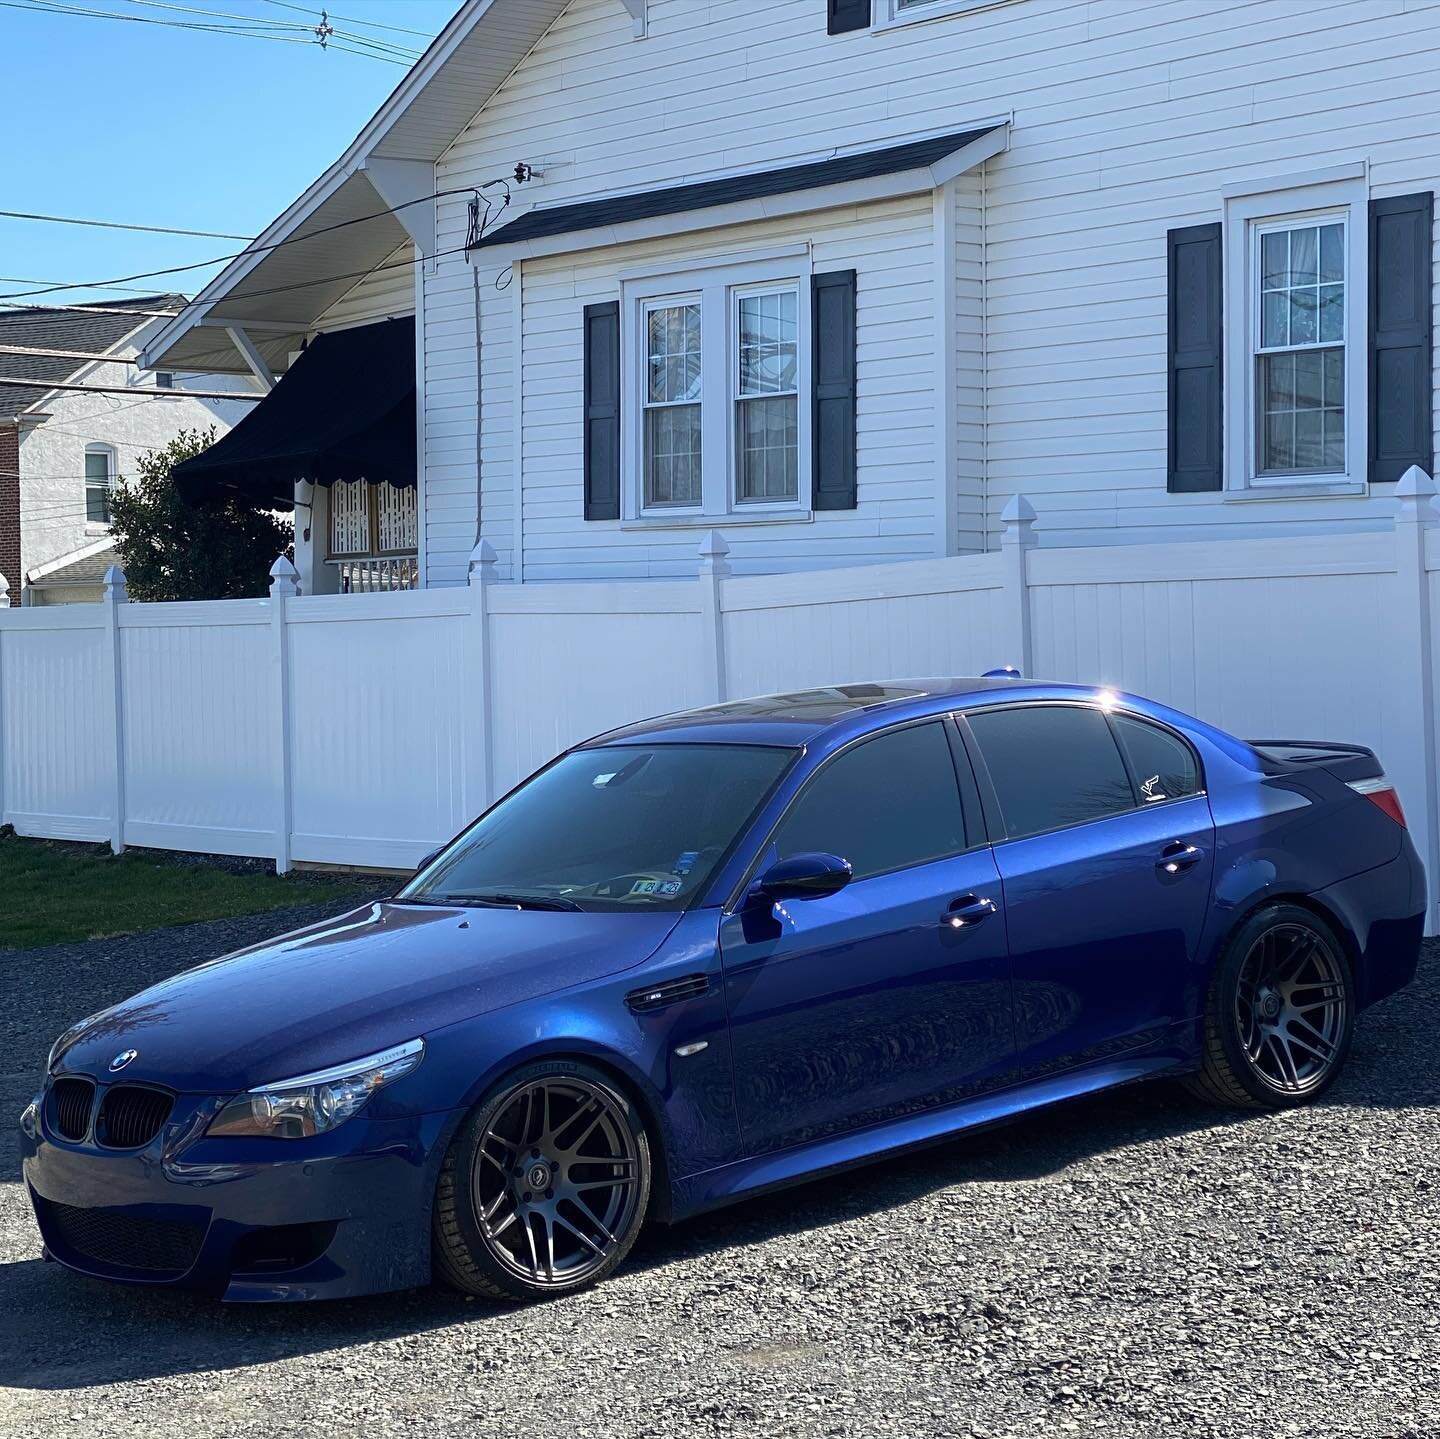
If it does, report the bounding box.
[21,679,1425,1303]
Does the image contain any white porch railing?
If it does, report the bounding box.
[328,555,419,593]
[2,472,1439,933]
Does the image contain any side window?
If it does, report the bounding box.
[968,705,1135,840]
[771,722,967,881]
[1111,713,1202,804]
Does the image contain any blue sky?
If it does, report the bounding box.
[0,1,460,308]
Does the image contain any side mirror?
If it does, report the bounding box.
[752,851,853,904]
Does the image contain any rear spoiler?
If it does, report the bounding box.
[1248,740,1384,783]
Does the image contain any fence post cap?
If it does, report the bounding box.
[698,529,731,575]
[102,564,129,601]
[468,538,499,584]
[1396,465,1437,500]
[1000,494,1037,525]
[268,553,300,597]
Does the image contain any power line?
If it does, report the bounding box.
[0,301,183,318]
[324,38,409,65]
[0,0,315,43]
[260,0,432,38]
[120,0,311,29]
[0,209,251,241]
[4,0,422,60]
[0,275,194,297]
[0,374,261,400]
[0,183,495,301]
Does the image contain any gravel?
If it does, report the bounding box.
[1,910,1437,1439]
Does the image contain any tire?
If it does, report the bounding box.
[1184,902,1355,1110]
[432,1058,652,1302]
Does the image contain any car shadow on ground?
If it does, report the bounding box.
[6,961,1435,1397]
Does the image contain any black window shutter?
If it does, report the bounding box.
[827,0,870,35]
[1369,192,1433,484]
[583,300,620,520]
[812,269,858,511]
[1167,222,1223,493]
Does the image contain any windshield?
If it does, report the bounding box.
[399,743,796,912]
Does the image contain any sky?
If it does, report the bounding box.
[0,0,462,309]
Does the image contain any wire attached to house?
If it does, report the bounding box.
[0,182,506,302]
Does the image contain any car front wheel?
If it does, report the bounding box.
[432,1059,651,1302]
[1185,903,1354,1109]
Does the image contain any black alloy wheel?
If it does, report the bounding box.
[433,1059,651,1301]
[1186,903,1354,1110]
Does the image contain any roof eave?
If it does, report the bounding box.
[142,0,564,371]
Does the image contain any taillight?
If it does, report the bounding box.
[1348,775,1407,827]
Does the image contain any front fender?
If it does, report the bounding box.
[414,911,738,1202]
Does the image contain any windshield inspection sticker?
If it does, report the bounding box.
[1141,774,1166,802]
[629,878,684,897]
[672,851,699,876]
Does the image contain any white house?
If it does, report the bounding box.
[140,0,1439,596]
[0,296,259,603]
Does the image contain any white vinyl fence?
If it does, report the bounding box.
[3,472,1439,930]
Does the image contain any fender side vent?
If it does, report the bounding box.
[626,974,709,1013]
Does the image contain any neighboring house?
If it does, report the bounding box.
[0,296,258,604]
[141,0,1440,596]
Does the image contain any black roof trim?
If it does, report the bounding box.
[469,126,999,252]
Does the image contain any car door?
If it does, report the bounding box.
[960,702,1215,1078]
[718,719,1015,1157]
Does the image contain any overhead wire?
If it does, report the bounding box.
[0,182,497,301]
[259,0,432,38]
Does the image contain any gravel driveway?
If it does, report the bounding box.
[2,907,1437,1439]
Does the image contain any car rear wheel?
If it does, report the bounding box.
[432,1059,651,1302]
[1185,903,1354,1110]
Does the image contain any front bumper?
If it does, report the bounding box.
[21,1087,459,1302]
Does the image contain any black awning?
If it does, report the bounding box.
[469,126,999,252]
[174,316,416,505]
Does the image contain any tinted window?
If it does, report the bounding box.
[969,705,1135,839]
[1112,713,1201,803]
[771,722,967,880]
[402,743,793,911]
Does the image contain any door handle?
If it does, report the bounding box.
[1157,840,1205,874]
[943,894,997,929]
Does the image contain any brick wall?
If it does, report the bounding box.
[0,424,19,602]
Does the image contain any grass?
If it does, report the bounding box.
[0,831,379,950]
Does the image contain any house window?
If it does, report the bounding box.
[1223,172,1367,495]
[735,287,800,503]
[623,255,812,522]
[882,0,1012,25]
[155,371,174,390]
[642,299,703,507]
[84,446,115,525]
[1254,218,1346,476]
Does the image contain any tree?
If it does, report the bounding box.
[108,428,293,602]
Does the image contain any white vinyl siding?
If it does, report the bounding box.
[417,0,1440,581]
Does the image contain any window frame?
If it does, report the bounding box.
[1223,172,1369,499]
[83,444,116,529]
[620,252,813,526]
[640,292,704,510]
[732,281,803,508]
[875,0,1020,30]
[957,701,1207,844]
[728,715,984,906]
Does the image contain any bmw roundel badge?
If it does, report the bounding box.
[109,1049,138,1073]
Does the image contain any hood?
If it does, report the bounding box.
[51,901,682,1093]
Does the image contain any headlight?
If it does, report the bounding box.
[206,1038,425,1140]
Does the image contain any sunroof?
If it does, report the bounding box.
[697,684,926,722]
